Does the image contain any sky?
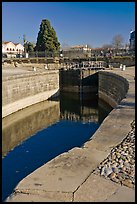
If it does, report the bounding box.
[2,2,135,48]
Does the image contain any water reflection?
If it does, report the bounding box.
[2,100,60,157]
[60,93,99,123]
[2,93,112,201]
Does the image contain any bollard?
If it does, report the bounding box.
[120,64,123,70]
[83,62,84,68]
[44,64,48,69]
[122,65,126,71]
[33,67,36,71]
[14,62,18,67]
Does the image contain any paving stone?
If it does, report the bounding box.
[103,185,135,202]
[74,174,120,202]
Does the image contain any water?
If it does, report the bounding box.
[2,93,112,201]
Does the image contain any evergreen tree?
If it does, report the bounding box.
[36,19,60,55]
[24,41,34,52]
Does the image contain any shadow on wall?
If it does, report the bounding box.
[116,101,135,109]
[82,72,98,86]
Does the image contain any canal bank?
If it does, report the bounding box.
[2,68,59,118]
[5,66,135,202]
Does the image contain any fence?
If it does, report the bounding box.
[2,49,135,59]
[28,51,60,58]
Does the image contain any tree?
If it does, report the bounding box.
[24,41,34,52]
[112,34,124,50]
[36,19,60,55]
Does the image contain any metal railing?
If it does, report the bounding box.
[28,51,60,58]
[2,49,135,59]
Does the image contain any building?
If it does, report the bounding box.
[62,44,92,58]
[2,41,24,58]
[70,44,91,52]
[129,30,135,50]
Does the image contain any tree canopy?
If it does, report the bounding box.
[36,19,60,55]
[24,41,35,52]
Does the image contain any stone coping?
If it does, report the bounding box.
[2,89,59,118]
[2,70,59,81]
[5,67,135,202]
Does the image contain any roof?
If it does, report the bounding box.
[2,41,12,44]
[71,45,87,48]
[2,41,24,46]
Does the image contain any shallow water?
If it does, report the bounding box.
[2,93,112,201]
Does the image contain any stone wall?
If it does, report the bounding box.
[109,56,135,67]
[2,68,129,118]
[2,57,60,70]
[98,71,129,107]
[2,70,59,117]
[59,69,129,108]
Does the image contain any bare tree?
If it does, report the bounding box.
[112,34,124,50]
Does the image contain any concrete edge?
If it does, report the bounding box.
[2,89,59,118]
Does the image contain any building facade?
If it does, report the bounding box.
[62,44,92,58]
[129,30,135,50]
[2,41,24,58]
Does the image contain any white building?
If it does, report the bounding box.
[69,44,91,52]
[2,41,24,57]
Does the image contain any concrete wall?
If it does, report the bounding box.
[2,70,59,118]
[59,69,129,108]
[59,69,99,93]
[59,69,81,93]
[2,68,129,118]
[98,71,129,108]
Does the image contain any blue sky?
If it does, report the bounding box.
[2,2,135,48]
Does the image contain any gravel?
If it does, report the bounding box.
[94,120,135,189]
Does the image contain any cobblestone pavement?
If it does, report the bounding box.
[94,120,135,189]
